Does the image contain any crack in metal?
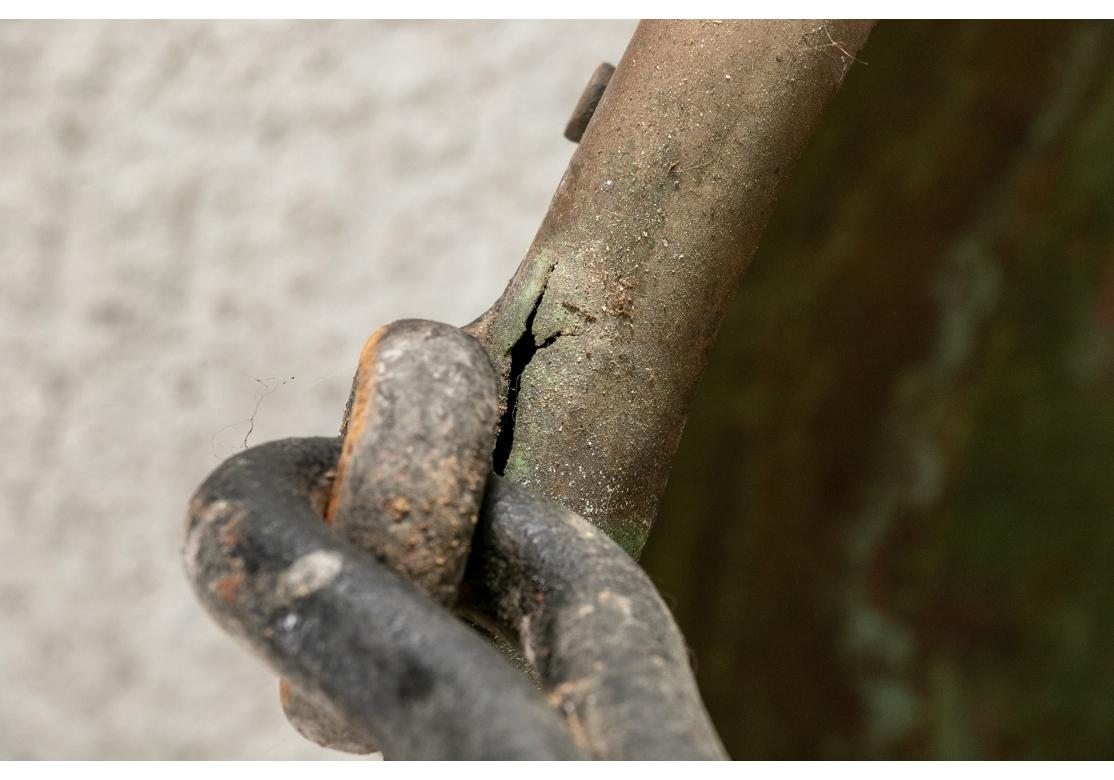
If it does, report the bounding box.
[492,276,559,475]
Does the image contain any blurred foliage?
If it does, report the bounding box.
[642,20,1114,759]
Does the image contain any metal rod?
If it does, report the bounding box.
[466,20,874,556]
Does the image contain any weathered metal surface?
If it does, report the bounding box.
[329,320,497,602]
[563,62,615,143]
[463,475,727,759]
[279,679,376,754]
[184,434,726,758]
[466,20,874,556]
[186,318,725,757]
[183,436,582,760]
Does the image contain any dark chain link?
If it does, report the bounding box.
[182,319,725,759]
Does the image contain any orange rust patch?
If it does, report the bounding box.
[387,496,412,521]
[278,678,293,706]
[326,326,387,524]
[216,572,244,604]
[309,469,337,518]
[218,514,242,550]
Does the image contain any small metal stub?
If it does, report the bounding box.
[563,62,615,143]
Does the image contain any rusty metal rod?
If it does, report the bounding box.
[466,20,874,556]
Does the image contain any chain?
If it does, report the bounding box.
[180,20,872,759]
[182,320,724,759]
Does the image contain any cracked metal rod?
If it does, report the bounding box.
[466,20,874,556]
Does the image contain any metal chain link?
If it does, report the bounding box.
[182,320,725,759]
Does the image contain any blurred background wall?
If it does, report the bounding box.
[2,19,1113,760]
[0,20,637,758]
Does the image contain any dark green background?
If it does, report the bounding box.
[642,20,1114,759]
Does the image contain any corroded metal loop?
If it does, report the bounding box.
[329,319,498,603]
[184,319,726,759]
[463,475,727,760]
[183,436,726,759]
[183,436,582,760]
[280,320,499,753]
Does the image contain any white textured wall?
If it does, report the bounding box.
[0,20,636,758]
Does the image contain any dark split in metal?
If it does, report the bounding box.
[466,20,874,557]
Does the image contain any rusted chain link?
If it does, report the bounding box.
[183,436,580,760]
[461,475,724,759]
[281,320,497,754]
[183,320,725,759]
